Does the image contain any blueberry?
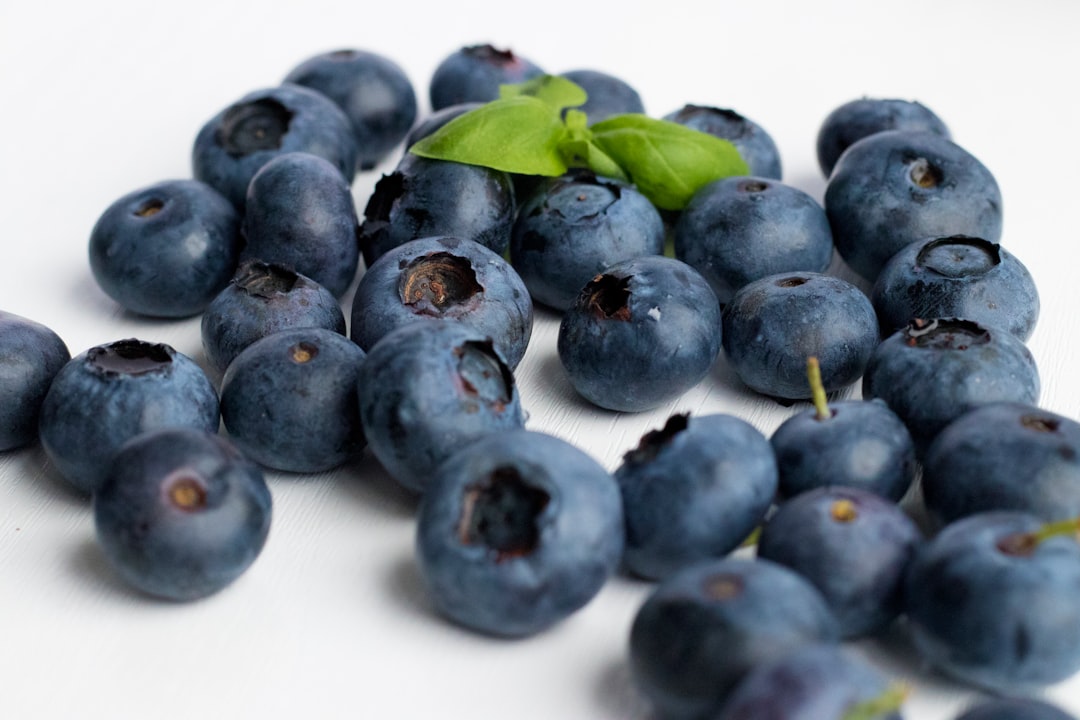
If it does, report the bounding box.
[922,402,1080,527]
[715,643,905,720]
[825,130,1003,281]
[358,152,516,267]
[39,339,220,495]
[220,327,366,474]
[557,255,721,412]
[615,412,778,580]
[817,97,950,177]
[94,428,271,601]
[904,511,1080,692]
[510,170,665,311]
[284,48,418,171]
[241,152,360,298]
[721,272,879,400]
[558,69,645,123]
[357,321,525,493]
[403,102,484,150]
[350,235,533,369]
[862,318,1040,457]
[757,486,922,639]
[0,311,70,451]
[663,104,782,179]
[88,179,242,318]
[192,84,358,209]
[415,429,623,637]
[954,698,1078,720]
[629,557,838,720]
[674,176,833,305]
[201,260,345,377]
[871,234,1040,341]
[770,397,917,502]
[428,43,545,111]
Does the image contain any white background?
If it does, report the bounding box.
[2,1,1079,718]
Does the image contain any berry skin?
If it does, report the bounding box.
[557,255,721,413]
[284,48,418,171]
[674,176,834,305]
[415,429,623,637]
[615,412,777,580]
[825,129,1003,282]
[715,643,904,720]
[922,402,1080,527]
[904,511,1080,692]
[721,272,879,400]
[954,698,1078,720]
[629,557,838,720]
[88,179,242,318]
[241,152,361,298]
[871,234,1040,341]
[757,486,922,639]
[770,398,916,502]
[862,318,1040,457]
[192,84,358,210]
[664,104,782,179]
[510,170,665,311]
[358,153,516,267]
[357,321,525,493]
[38,339,220,495]
[816,97,950,177]
[428,43,544,111]
[94,428,271,601]
[200,260,345,378]
[219,327,366,474]
[350,235,533,370]
[0,311,70,451]
[558,69,645,124]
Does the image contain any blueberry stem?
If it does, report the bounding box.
[842,682,909,720]
[807,356,830,421]
[738,525,761,548]
[1002,517,1080,555]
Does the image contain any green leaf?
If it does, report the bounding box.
[498,75,588,111]
[588,114,750,210]
[410,96,569,176]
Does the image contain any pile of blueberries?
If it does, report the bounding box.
[2,42,1079,720]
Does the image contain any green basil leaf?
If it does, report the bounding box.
[588,114,750,210]
[410,96,569,176]
[499,74,588,111]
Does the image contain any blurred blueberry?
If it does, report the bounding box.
[674,176,833,305]
[285,48,417,171]
[0,311,70,451]
[817,97,950,177]
[955,698,1078,720]
[39,339,220,495]
[615,412,777,580]
[510,170,665,311]
[89,179,241,318]
[403,102,483,150]
[872,234,1039,341]
[358,322,525,493]
[201,260,345,377]
[94,428,271,601]
[220,327,366,474]
[350,235,532,369]
[722,272,878,400]
[559,69,644,123]
[825,130,1002,282]
[192,84,358,209]
[558,255,721,412]
[241,152,360,297]
[863,318,1040,457]
[358,153,516,267]
[664,104,782,179]
[429,43,544,111]
[758,486,922,639]
[415,429,623,637]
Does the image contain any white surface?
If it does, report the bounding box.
[2,1,1079,718]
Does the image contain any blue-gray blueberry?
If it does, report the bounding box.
[817,97,950,177]
[559,69,644,123]
[0,311,70,451]
[664,104,782,179]
[429,44,544,110]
